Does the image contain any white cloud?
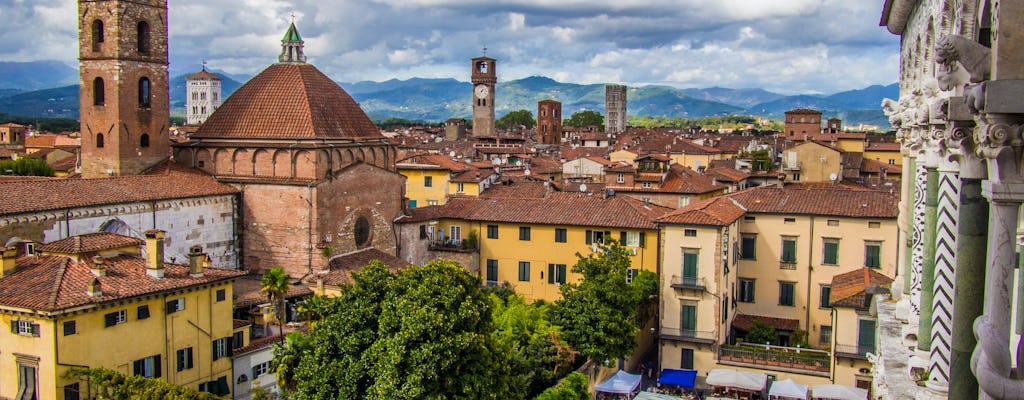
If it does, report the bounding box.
[508,12,526,31]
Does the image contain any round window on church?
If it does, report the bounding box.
[354,216,371,247]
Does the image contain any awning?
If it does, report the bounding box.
[811,384,868,400]
[731,313,800,332]
[706,369,766,392]
[658,369,697,389]
[635,392,686,400]
[595,370,642,394]
[768,378,808,399]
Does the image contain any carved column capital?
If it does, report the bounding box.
[975,114,1024,184]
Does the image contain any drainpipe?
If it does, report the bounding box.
[306,182,314,275]
[805,216,814,334]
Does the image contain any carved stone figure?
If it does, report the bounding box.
[936,34,991,84]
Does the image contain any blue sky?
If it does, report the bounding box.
[0,0,899,94]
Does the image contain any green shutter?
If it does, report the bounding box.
[548,264,554,284]
[639,232,646,247]
[824,241,838,264]
[585,230,592,244]
[782,240,796,262]
[557,265,566,284]
[681,305,696,332]
[683,253,698,279]
[620,231,627,244]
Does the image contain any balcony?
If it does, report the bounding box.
[779,261,797,270]
[427,240,477,253]
[659,327,717,345]
[782,161,802,171]
[670,275,706,291]
[833,343,875,360]
[718,344,830,376]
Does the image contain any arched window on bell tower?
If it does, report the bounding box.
[140,133,150,148]
[91,20,104,52]
[96,133,105,148]
[138,77,151,108]
[137,21,150,54]
[93,77,105,106]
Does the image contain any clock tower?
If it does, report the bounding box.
[471,55,496,137]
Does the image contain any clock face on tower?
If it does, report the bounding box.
[474,84,490,99]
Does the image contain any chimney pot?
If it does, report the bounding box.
[91,255,106,277]
[0,246,18,277]
[188,245,206,277]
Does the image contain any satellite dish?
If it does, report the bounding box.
[492,158,501,165]
[449,151,456,157]
[524,169,531,176]
[579,184,588,192]
[829,173,838,181]
[435,137,444,143]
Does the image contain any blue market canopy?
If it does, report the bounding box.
[658,369,697,389]
[596,370,642,394]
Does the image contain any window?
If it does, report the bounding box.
[176,347,194,371]
[199,377,230,396]
[865,242,882,268]
[252,361,271,378]
[64,382,80,400]
[820,285,832,308]
[740,234,756,259]
[680,349,694,370]
[682,250,698,284]
[679,196,690,208]
[684,229,697,237]
[91,19,104,52]
[93,77,105,106]
[744,216,756,222]
[18,363,37,400]
[216,289,226,302]
[823,238,839,265]
[554,228,567,243]
[105,310,127,327]
[616,173,624,183]
[827,219,839,227]
[680,304,696,334]
[166,298,184,313]
[784,217,796,224]
[781,237,797,263]
[586,230,610,245]
[424,176,433,187]
[738,279,755,302]
[642,182,652,188]
[96,133,105,148]
[137,305,150,320]
[409,199,417,208]
[626,268,638,283]
[779,282,795,306]
[427,200,438,206]
[793,173,802,181]
[868,221,881,229]
[133,355,161,378]
[137,21,150,54]
[487,225,498,239]
[140,133,150,148]
[624,231,640,247]
[457,182,465,192]
[548,264,567,285]
[212,337,230,360]
[138,77,151,107]
[486,259,498,283]
[819,325,833,346]
[12,320,40,337]
[233,331,245,350]
[63,320,76,336]
[450,225,461,243]
[519,226,531,241]
[518,261,530,282]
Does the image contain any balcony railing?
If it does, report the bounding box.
[833,343,875,360]
[670,275,706,291]
[782,162,802,171]
[719,344,830,376]
[659,327,717,344]
[427,240,477,253]
[779,261,797,270]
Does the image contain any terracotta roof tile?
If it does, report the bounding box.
[728,183,898,218]
[233,275,313,308]
[194,63,381,140]
[187,70,222,81]
[0,162,238,215]
[706,167,750,182]
[311,248,411,287]
[658,196,746,226]
[830,268,893,309]
[0,254,244,313]
[39,233,144,255]
[480,179,549,199]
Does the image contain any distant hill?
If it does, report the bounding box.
[0,85,79,119]
[680,87,786,109]
[825,83,899,110]
[0,61,77,91]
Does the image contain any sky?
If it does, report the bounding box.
[0,0,899,95]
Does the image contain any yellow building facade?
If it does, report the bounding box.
[0,232,244,399]
[400,167,451,208]
[781,141,843,183]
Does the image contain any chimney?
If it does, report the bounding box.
[188,245,206,277]
[87,277,102,297]
[91,255,106,277]
[144,230,165,278]
[0,246,17,277]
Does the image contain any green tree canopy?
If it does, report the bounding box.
[491,295,577,398]
[497,109,536,131]
[260,267,289,344]
[289,260,514,400]
[550,241,658,365]
[64,367,220,400]
[0,157,55,176]
[746,319,777,345]
[534,372,589,400]
[563,110,604,131]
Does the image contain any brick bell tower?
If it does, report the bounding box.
[78,0,170,178]
[471,53,496,137]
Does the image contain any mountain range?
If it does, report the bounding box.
[0,60,897,128]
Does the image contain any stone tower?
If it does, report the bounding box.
[605,84,627,134]
[537,99,562,145]
[78,0,170,178]
[185,64,222,125]
[471,55,496,137]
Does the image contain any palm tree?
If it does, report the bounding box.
[260,267,289,344]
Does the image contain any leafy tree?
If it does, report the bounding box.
[550,241,656,366]
[491,295,577,398]
[0,157,55,176]
[739,149,775,171]
[260,267,290,344]
[64,367,219,399]
[534,372,589,400]
[290,260,514,400]
[563,110,604,131]
[746,319,776,345]
[273,331,311,394]
[497,109,536,131]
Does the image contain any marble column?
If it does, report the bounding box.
[909,152,928,318]
[902,153,916,297]
[918,159,939,354]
